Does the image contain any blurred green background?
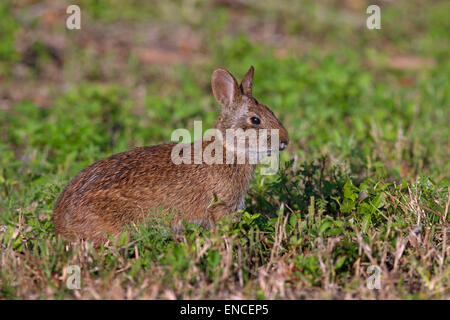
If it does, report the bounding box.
[0,0,448,182]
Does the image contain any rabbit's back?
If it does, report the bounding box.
[53,143,220,242]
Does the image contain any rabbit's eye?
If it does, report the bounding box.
[250,117,261,125]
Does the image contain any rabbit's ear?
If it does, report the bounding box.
[212,69,241,108]
[240,65,254,96]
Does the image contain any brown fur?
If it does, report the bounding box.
[53,66,289,245]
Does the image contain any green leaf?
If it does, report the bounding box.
[334,256,346,270]
[319,219,332,234]
[372,192,386,209]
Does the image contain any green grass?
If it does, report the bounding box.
[0,0,448,299]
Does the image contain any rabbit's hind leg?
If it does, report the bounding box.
[206,201,234,225]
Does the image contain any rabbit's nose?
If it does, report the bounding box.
[279,139,289,151]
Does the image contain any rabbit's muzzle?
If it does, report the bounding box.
[279,139,289,151]
[278,126,289,151]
